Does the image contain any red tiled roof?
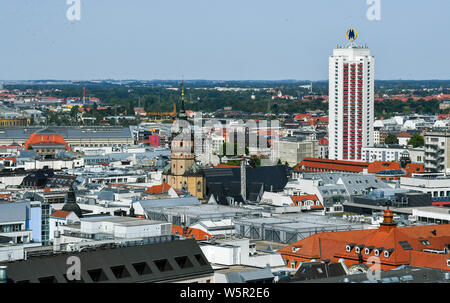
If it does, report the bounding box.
[294,158,369,173]
[294,114,313,120]
[144,182,172,195]
[291,195,323,209]
[294,158,424,177]
[25,133,71,151]
[172,225,212,240]
[438,114,450,120]
[396,132,412,138]
[277,210,450,271]
[0,157,16,164]
[51,210,71,218]
[213,164,240,168]
[318,138,328,145]
[438,93,450,99]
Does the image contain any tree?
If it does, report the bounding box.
[70,105,79,118]
[408,134,424,148]
[384,134,399,145]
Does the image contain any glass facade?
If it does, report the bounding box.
[41,203,51,245]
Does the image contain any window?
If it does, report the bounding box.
[195,254,208,266]
[175,256,194,269]
[132,262,152,275]
[87,269,108,282]
[110,265,131,279]
[153,259,173,272]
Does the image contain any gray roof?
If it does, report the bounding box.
[2,239,213,283]
[136,197,200,209]
[0,126,132,140]
[0,202,29,223]
[225,267,275,283]
[304,173,390,197]
[295,266,450,283]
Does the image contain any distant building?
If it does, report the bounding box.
[25,133,71,159]
[294,158,424,178]
[318,138,329,159]
[396,132,413,146]
[272,139,318,167]
[424,131,450,173]
[362,145,424,164]
[0,202,33,244]
[328,43,374,161]
[347,188,433,215]
[400,173,450,206]
[0,126,134,148]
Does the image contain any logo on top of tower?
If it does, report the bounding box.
[346,28,358,42]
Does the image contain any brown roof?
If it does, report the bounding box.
[51,210,71,218]
[277,210,450,271]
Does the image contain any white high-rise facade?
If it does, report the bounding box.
[328,45,375,161]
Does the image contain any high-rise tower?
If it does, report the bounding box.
[328,29,374,161]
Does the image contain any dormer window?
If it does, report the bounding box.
[365,246,374,255]
[355,245,365,254]
[374,247,384,257]
[421,240,431,246]
[346,243,356,253]
[384,249,394,258]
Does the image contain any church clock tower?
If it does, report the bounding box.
[164,80,205,199]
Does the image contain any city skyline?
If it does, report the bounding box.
[0,0,449,81]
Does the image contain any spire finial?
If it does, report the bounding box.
[181,74,185,98]
[178,75,187,120]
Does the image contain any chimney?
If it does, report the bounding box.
[53,230,61,252]
[241,158,246,201]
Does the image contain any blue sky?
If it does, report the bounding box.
[0,0,449,80]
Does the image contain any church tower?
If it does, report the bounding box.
[170,80,195,176]
[164,80,205,199]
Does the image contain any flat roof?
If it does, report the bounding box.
[81,216,165,226]
[411,206,450,215]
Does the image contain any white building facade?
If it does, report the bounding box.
[329,45,375,161]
